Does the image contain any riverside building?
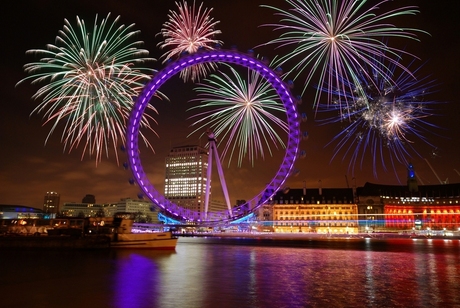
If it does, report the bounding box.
[61,197,157,222]
[61,202,118,218]
[261,187,359,234]
[0,204,45,219]
[357,182,460,233]
[62,193,117,217]
[116,198,159,223]
[356,164,460,233]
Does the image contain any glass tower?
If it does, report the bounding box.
[164,145,208,217]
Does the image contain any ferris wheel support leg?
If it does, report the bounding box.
[210,140,233,217]
[204,144,213,221]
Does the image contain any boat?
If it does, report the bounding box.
[108,213,178,250]
[111,231,178,249]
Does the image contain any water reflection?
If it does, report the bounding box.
[1,238,459,308]
[111,251,163,308]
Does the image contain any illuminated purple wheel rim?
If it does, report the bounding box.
[126,49,300,223]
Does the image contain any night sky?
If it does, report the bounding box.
[1,0,459,209]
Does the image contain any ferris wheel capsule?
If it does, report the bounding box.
[302,131,309,140]
[295,95,302,105]
[299,150,307,158]
[301,113,308,122]
[275,67,283,76]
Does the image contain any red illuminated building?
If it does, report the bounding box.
[357,164,460,232]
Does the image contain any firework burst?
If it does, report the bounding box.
[188,63,289,167]
[17,13,163,164]
[259,0,427,111]
[317,58,440,178]
[158,0,223,82]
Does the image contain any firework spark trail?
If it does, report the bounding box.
[258,0,427,112]
[317,57,440,178]
[158,0,223,82]
[188,63,289,167]
[17,13,164,164]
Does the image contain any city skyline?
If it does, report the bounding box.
[1,0,459,209]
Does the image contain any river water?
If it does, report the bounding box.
[1,237,459,308]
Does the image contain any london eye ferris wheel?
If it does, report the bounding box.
[125,49,303,224]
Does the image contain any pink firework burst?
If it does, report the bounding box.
[158,1,223,82]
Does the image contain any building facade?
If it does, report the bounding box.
[61,202,118,218]
[260,188,359,234]
[257,179,460,234]
[116,198,159,223]
[61,198,158,223]
[0,204,45,219]
[164,145,209,218]
[356,191,385,232]
[43,191,60,215]
[357,182,460,232]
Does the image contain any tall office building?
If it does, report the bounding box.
[164,145,208,218]
[43,191,60,215]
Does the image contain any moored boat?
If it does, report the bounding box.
[109,212,178,250]
[110,231,178,249]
